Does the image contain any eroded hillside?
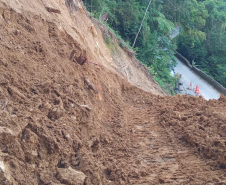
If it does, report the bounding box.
[0,0,226,184]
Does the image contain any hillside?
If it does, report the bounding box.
[0,0,226,184]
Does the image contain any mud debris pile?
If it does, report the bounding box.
[0,0,226,184]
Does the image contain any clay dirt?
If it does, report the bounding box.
[0,0,226,184]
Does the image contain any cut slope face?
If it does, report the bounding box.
[0,0,226,185]
[0,0,164,96]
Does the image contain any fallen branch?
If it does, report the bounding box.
[45,6,61,14]
[84,78,98,94]
[67,97,91,111]
[70,51,98,66]
[80,57,98,66]
[8,86,27,100]
[86,60,98,65]
[80,105,91,111]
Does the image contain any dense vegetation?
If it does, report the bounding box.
[83,0,177,93]
[83,0,226,89]
[163,0,226,87]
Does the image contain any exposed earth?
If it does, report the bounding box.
[0,0,226,185]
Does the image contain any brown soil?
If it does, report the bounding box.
[0,0,226,184]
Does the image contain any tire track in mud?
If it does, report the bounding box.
[0,3,226,184]
[124,106,226,184]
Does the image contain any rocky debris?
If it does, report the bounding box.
[47,107,65,120]
[0,160,14,185]
[0,98,8,110]
[0,127,17,145]
[57,167,86,185]
[160,95,226,168]
[21,128,39,163]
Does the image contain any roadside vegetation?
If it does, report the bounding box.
[83,0,226,92]
[163,0,226,87]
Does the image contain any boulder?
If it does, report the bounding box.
[57,167,86,185]
[0,127,17,145]
[0,160,13,185]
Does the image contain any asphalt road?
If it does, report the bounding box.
[174,59,221,100]
[170,26,221,100]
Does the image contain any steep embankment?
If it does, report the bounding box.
[0,0,226,184]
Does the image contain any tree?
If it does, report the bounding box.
[132,0,152,47]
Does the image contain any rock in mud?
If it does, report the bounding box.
[57,167,86,185]
[47,108,65,120]
[0,127,17,145]
[0,160,13,185]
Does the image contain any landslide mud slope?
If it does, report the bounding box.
[0,0,226,185]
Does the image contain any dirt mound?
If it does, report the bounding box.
[160,94,226,169]
[0,0,226,185]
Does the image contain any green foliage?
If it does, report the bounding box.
[172,0,226,87]
[149,65,177,95]
[82,0,184,94]
[153,12,175,33]
[83,0,226,89]
[105,35,111,44]
[103,22,133,52]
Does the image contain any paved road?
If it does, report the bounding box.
[170,26,221,100]
[174,59,221,100]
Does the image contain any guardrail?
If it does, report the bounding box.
[175,51,226,96]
